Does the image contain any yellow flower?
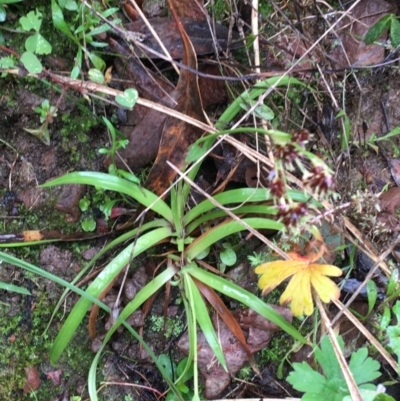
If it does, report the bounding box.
[255,243,342,317]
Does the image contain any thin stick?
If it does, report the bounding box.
[316,295,363,401]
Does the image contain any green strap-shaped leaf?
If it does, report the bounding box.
[50,226,172,364]
[184,264,306,344]
[40,171,173,223]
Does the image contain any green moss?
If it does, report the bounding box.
[0,284,93,400]
[149,315,185,339]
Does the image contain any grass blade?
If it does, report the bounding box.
[184,273,227,370]
[185,264,306,344]
[186,217,283,260]
[88,265,181,401]
[40,171,173,223]
[50,226,172,363]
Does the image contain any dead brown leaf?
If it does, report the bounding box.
[379,186,400,214]
[169,0,205,20]
[124,17,240,60]
[23,366,41,393]
[330,0,397,68]
[177,306,291,399]
[46,369,63,386]
[143,0,210,197]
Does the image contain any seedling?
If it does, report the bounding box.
[19,9,52,73]
[24,99,58,145]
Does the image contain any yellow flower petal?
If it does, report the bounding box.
[310,268,341,303]
[255,259,308,274]
[311,263,342,277]
[256,260,308,295]
[280,269,313,316]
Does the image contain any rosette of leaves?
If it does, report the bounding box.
[35,167,316,401]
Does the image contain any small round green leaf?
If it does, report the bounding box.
[81,218,96,232]
[115,88,139,109]
[220,248,237,266]
[88,68,105,84]
[20,51,42,74]
[65,0,78,10]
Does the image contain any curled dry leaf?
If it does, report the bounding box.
[255,242,342,316]
[143,0,210,197]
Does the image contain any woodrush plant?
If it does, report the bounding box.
[38,169,311,401]
[0,73,334,400]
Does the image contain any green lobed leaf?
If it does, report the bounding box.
[19,10,42,32]
[315,336,343,382]
[25,33,52,55]
[349,347,381,385]
[0,56,16,69]
[286,361,327,393]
